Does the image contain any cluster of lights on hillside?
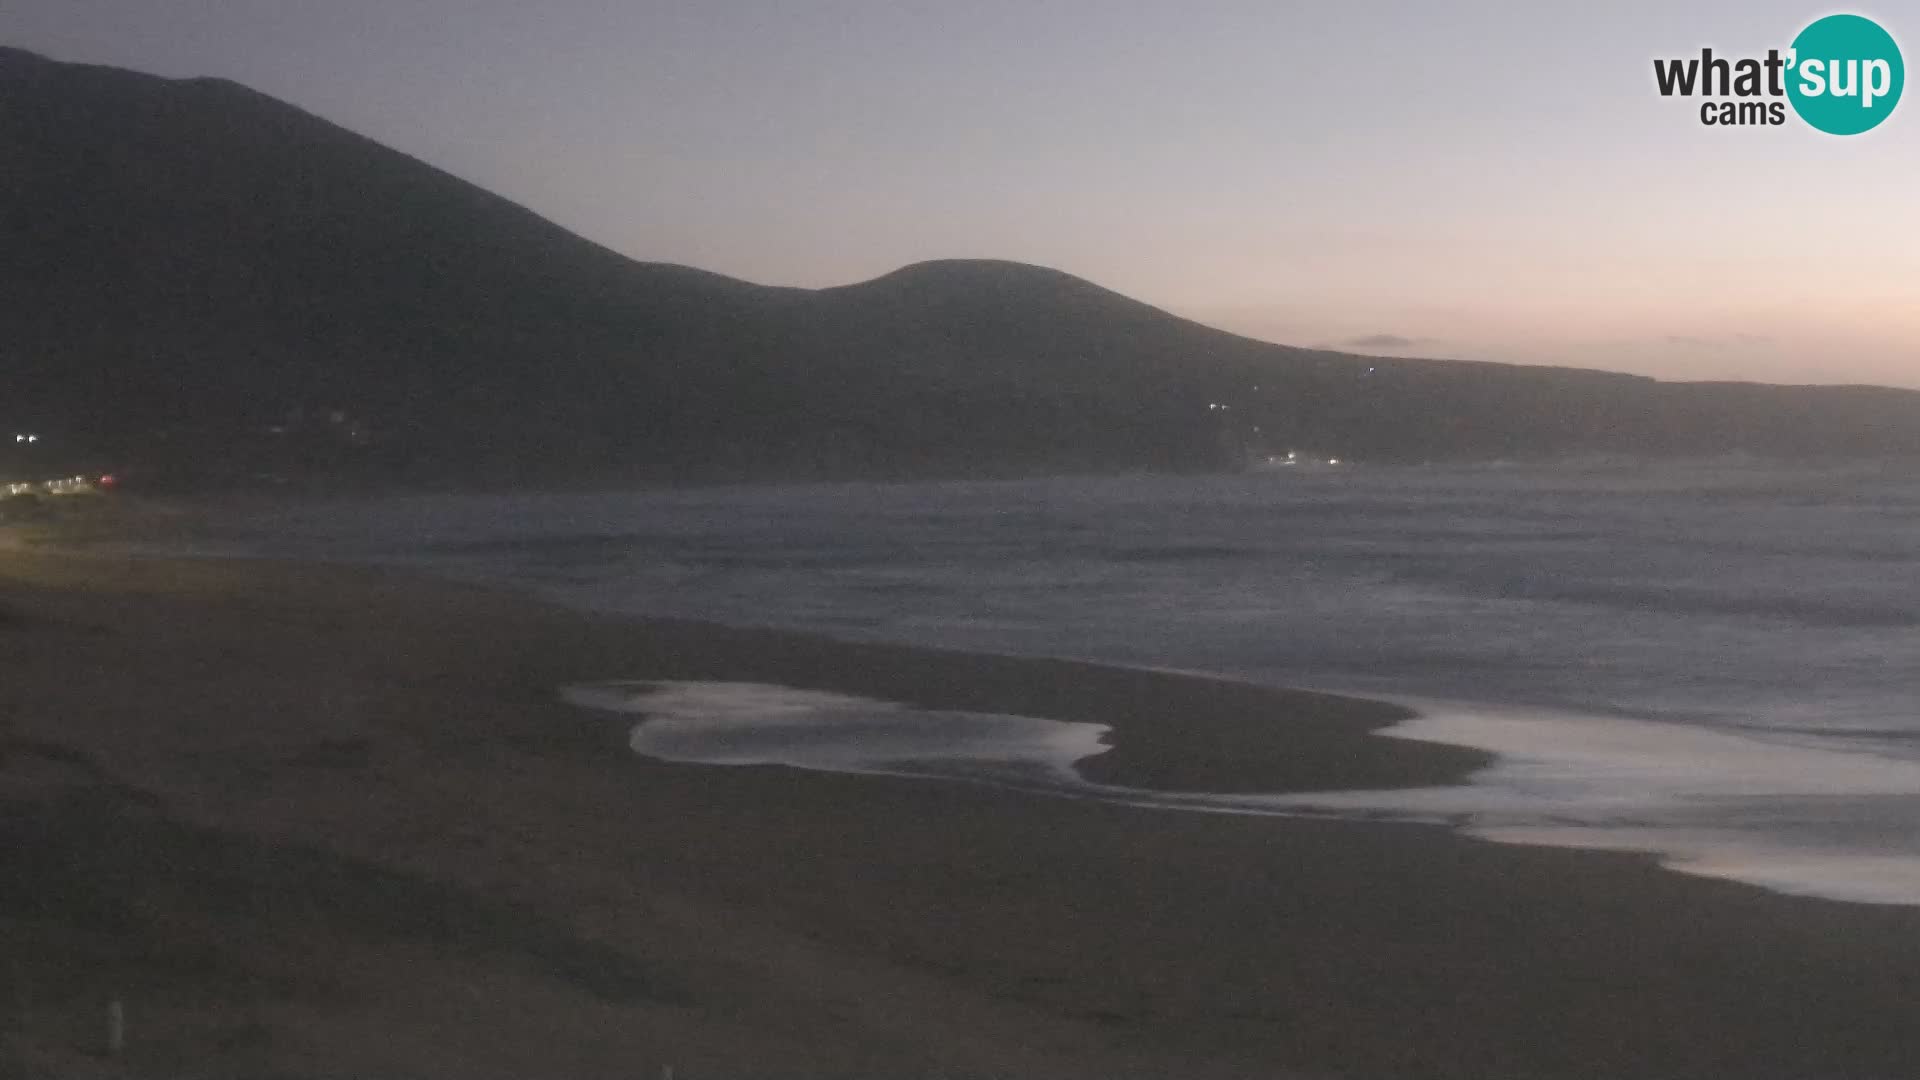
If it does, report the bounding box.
[4,429,119,496]
[1260,450,1342,468]
[6,475,112,497]
[1208,395,1344,467]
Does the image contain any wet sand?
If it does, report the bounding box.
[4,545,1920,1078]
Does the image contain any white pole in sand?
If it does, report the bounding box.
[106,998,125,1056]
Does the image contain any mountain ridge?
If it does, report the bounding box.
[4,45,1918,487]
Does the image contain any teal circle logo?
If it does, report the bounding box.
[1787,14,1904,134]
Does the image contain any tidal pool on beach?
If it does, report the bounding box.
[559,680,1112,791]
[563,679,1920,908]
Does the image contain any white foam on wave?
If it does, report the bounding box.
[560,680,1920,907]
[1327,700,1920,905]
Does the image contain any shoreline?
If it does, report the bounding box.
[568,674,1920,909]
[24,499,1920,888]
[7,545,1920,1077]
[79,504,1920,910]
[140,484,1920,910]
[12,499,1496,797]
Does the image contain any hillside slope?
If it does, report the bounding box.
[4,46,1917,486]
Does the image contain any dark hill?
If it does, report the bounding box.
[4,46,1918,487]
[0,45,792,480]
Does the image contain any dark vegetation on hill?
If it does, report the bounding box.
[4,45,1917,489]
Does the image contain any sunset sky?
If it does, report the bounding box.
[7,1,1916,387]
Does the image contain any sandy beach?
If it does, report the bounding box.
[5,537,1920,1079]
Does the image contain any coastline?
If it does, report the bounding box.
[6,544,1920,1077]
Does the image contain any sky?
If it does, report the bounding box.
[5,1,1917,387]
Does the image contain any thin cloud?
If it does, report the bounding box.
[1342,333,1432,350]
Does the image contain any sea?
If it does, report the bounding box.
[177,461,1920,905]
